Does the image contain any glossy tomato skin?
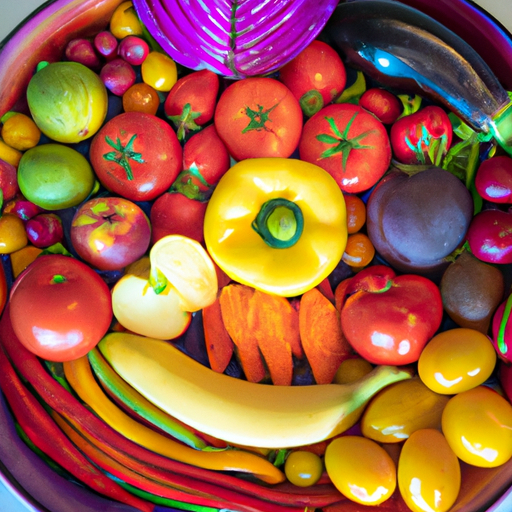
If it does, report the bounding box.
[299,103,391,194]
[214,77,303,160]
[89,111,182,202]
[9,255,112,362]
[340,266,443,365]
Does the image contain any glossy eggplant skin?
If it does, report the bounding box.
[324,0,510,133]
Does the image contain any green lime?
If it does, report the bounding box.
[18,144,95,210]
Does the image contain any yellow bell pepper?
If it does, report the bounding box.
[204,158,347,297]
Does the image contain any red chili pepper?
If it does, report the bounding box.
[0,345,152,512]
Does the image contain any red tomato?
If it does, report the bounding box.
[279,39,347,116]
[214,77,303,160]
[150,192,208,244]
[339,265,443,365]
[173,125,230,200]
[9,254,112,362]
[164,69,219,141]
[359,88,402,124]
[390,105,452,165]
[0,260,7,316]
[299,103,391,194]
[89,112,182,201]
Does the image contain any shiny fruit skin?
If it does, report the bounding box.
[442,386,512,467]
[284,450,323,487]
[9,255,112,362]
[325,435,396,505]
[0,214,28,254]
[398,429,461,512]
[361,378,450,443]
[418,328,496,394]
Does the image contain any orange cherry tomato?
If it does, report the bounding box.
[442,386,512,467]
[418,328,497,394]
[0,214,28,254]
[342,232,375,268]
[123,82,160,115]
[284,450,323,487]
[325,436,396,505]
[1,112,41,151]
[344,194,366,234]
[398,429,461,512]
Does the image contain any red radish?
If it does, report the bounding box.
[117,36,149,66]
[100,58,136,96]
[466,208,512,264]
[475,155,512,203]
[26,213,64,248]
[65,38,101,69]
[94,31,118,59]
[279,39,346,116]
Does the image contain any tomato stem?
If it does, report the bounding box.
[498,292,512,355]
[52,274,67,284]
[103,134,145,181]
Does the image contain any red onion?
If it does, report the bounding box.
[133,0,339,77]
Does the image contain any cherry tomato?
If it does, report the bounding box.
[333,357,373,384]
[442,386,512,467]
[359,88,402,124]
[214,77,303,160]
[418,328,497,394]
[342,232,375,268]
[1,112,41,151]
[344,194,366,234]
[475,155,512,203]
[284,450,323,487]
[122,82,160,115]
[141,51,177,92]
[325,436,396,505]
[398,429,460,512]
[109,1,143,39]
[89,111,182,202]
[0,214,28,254]
[299,103,391,194]
[9,254,113,362]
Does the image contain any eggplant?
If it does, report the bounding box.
[324,0,512,155]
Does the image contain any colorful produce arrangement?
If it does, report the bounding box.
[0,1,512,511]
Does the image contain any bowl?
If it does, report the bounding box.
[1,1,512,511]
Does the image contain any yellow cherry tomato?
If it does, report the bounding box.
[361,377,450,443]
[284,450,323,487]
[1,112,41,151]
[398,429,461,512]
[418,328,496,394]
[141,52,178,92]
[0,138,22,167]
[325,436,396,505]
[0,214,28,254]
[442,386,512,467]
[110,1,143,39]
[334,357,373,384]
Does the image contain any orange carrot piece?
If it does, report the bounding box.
[248,290,295,386]
[203,298,234,373]
[219,284,266,383]
[299,288,352,384]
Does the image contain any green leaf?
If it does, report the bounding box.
[40,243,73,257]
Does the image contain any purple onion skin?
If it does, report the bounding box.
[132,0,339,77]
[0,389,140,512]
[466,209,512,264]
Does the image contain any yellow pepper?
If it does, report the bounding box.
[204,158,347,297]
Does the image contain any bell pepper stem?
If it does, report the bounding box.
[252,198,304,249]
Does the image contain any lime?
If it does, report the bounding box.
[18,144,95,210]
[149,235,218,312]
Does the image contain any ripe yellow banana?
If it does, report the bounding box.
[98,332,412,449]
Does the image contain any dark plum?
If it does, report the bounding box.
[466,208,512,264]
[440,250,505,333]
[100,58,136,96]
[366,167,473,279]
[65,38,101,69]
[26,213,64,248]
[475,155,512,204]
[117,36,149,66]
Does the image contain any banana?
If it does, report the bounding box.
[98,332,412,449]
[324,0,512,154]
